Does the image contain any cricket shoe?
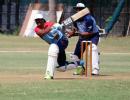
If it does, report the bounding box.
[56,61,78,72]
[65,61,78,70]
[73,66,85,75]
[44,75,53,80]
[92,68,99,76]
[56,66,66,72]
[56,64,76,72]
[44,71,53,80]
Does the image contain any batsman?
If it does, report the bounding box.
[66,3,100,75]
[34,13,69,79]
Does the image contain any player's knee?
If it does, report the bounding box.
[92,44,98,51]
[48,44,59,56]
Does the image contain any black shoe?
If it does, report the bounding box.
[91,73,99,76]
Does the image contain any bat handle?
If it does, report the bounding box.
[60,23,64,27]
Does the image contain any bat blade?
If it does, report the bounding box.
[71,7,90,21]
[62,7,90,26]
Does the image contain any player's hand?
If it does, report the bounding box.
[52,23,62,30]
[65,29,74,38]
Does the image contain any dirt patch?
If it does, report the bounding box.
[55,70,130,80]
[0,70,130,83]
[0,74,43,83]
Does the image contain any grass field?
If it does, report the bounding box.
[0,34,130,100]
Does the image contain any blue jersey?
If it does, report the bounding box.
[40,29,64,44]
[74,14,99,45]
[35,21,67,44]
[75,14,99,34]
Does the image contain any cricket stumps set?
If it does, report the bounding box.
[81,41,92,77]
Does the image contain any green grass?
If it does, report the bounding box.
[0,52,45,73]
[101,54,130,73]
[99,36,130,52]
[0,80,130,100]
[0,34,130,100]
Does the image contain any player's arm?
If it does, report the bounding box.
[80,31,92,36]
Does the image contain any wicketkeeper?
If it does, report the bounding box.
[66,3,100,75]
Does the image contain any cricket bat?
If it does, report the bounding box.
[61,7,90,26]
